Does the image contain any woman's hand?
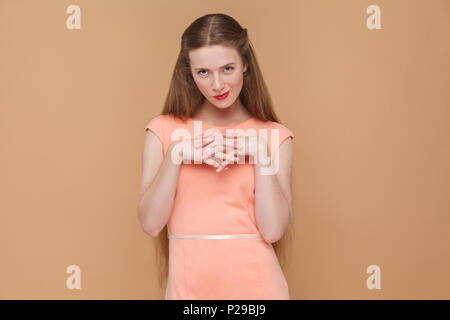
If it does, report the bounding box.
[214,131,270,172]
[169,129,268,172]
[169,130,236,171]
[199,129,240,172]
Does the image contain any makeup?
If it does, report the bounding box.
[213,91,229,100]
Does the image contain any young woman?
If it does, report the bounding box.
[137,13,295,300]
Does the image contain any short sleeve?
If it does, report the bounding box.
[264,121,294,160]
[278,124,294,148]
[144,115,166,147]
[275,123,294,148]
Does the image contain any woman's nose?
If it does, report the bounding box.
[211,73,224,91]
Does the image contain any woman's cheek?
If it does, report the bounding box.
[196,80,209,94]
[231,74,243,87]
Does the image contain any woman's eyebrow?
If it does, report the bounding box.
[192,62,236,71]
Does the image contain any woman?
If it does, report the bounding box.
[137,13,294,299]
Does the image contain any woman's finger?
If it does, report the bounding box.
[194,135,215,149]
[203,157,220,168]
[224,136,245,148]
[218,150,239,163]
[201,143,222,158]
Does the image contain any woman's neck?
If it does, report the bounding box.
[192,99,251,126]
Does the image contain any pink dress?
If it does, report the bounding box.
[144,114,294,299]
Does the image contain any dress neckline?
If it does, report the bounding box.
[188,116,254,128]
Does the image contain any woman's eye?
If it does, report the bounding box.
[197,66,234,77]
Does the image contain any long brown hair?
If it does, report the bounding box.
[152,13,294,290]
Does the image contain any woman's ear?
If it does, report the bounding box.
[243,63,248,73]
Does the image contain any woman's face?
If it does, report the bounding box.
[189,45,248,110]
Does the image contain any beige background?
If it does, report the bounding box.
[1,0,449,299]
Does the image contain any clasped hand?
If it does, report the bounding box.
[173,129,269,172]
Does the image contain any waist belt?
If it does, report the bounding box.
[168,233,261,239]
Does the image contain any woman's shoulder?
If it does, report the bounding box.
[144,114,187,156]
[145,113,173,126]
[248,118,295,151]
[145,114,186,129]
[251,118,294,136]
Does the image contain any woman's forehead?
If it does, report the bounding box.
[189,45,240,67]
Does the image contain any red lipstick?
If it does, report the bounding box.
[213,91,229,100]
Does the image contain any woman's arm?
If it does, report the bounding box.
[254,137,294,243]
[137,130,181,237]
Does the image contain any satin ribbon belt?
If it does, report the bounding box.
[168,233,261,239]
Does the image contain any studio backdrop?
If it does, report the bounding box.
[1,0,449,299]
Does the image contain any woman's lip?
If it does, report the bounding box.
[214,91,229,99]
